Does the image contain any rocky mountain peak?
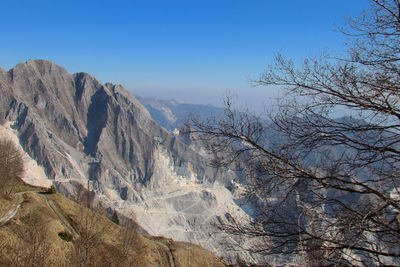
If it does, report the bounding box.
[0,60,254,264]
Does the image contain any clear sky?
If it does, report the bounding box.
[0,0,369,110]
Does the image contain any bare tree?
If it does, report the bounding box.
[69,187,108,267]
[118,209,140,265]
[0,138,24,197]
[70,215,104,267]
[9,211,55,266]
[187,0,400,265]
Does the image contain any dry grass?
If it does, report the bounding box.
[149,237,226,267]
[0,181,227,266]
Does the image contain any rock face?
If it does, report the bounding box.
[0,59,253,263]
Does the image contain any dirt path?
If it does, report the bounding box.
[0,190,78,237]
[0,203,21,226]
[148,238,176,267]
[41,195,78,236]
[0,191,31,226]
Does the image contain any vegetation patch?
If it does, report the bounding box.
[47,185,57,194]
[58,231,73,242]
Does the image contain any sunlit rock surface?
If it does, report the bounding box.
[0,59,259,263]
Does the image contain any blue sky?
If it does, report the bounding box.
[1,0,369,110]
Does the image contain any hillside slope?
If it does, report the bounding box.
[0,181,226,266]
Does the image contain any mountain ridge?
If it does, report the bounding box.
[0,59,255,264]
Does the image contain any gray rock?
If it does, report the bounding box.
[0,59,255,264]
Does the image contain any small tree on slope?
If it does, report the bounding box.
[0,138,24,197]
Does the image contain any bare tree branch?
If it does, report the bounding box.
[186,0,400,265]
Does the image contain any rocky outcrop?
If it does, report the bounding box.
[1,60,212,190]
[0,59,254,263]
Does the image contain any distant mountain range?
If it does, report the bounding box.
[136,96,224,131]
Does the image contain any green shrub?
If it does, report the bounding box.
[58,231,73,242]
[47,185,57,194]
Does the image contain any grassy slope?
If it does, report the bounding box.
[0,181,226,266]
